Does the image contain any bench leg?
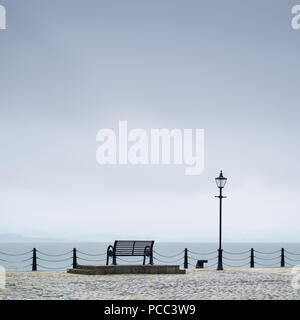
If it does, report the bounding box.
[113,255,117,265]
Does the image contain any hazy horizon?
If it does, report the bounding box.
[1,233,300,244]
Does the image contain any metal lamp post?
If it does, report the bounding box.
[215,170,227,271]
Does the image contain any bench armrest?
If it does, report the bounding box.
[144,245,151,256]
[107,245,114,256]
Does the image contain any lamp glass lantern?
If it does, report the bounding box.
[215,170,227,189]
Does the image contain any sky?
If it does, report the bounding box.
[0,0,299,242]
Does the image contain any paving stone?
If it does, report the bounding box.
[0,268,299,300]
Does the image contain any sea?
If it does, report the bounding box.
[1,242,300,271]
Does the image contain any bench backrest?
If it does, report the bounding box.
[114,240,154,256]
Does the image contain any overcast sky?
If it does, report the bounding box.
[0,0,299,242]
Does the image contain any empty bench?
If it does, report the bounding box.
[106,240,154,265]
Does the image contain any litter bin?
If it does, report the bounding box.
[196,260,208,268]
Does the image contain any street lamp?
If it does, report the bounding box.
[215,170,227,271]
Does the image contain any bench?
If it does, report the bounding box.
[106,240,154,265]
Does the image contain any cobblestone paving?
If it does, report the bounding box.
[1,268,300,300]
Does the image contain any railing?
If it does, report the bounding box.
[179,248,300,269]
[1,247,300,271]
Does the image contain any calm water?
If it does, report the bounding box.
[1,242,300,271]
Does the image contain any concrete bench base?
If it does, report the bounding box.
[67,264,186,275]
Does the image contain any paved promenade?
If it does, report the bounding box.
[1,267,300,300]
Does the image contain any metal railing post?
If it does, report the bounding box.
[184,248,188,269]
[281,248,285,267]
[250,248,254,268]
[73,248,77,269]
[32,248,37,271]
